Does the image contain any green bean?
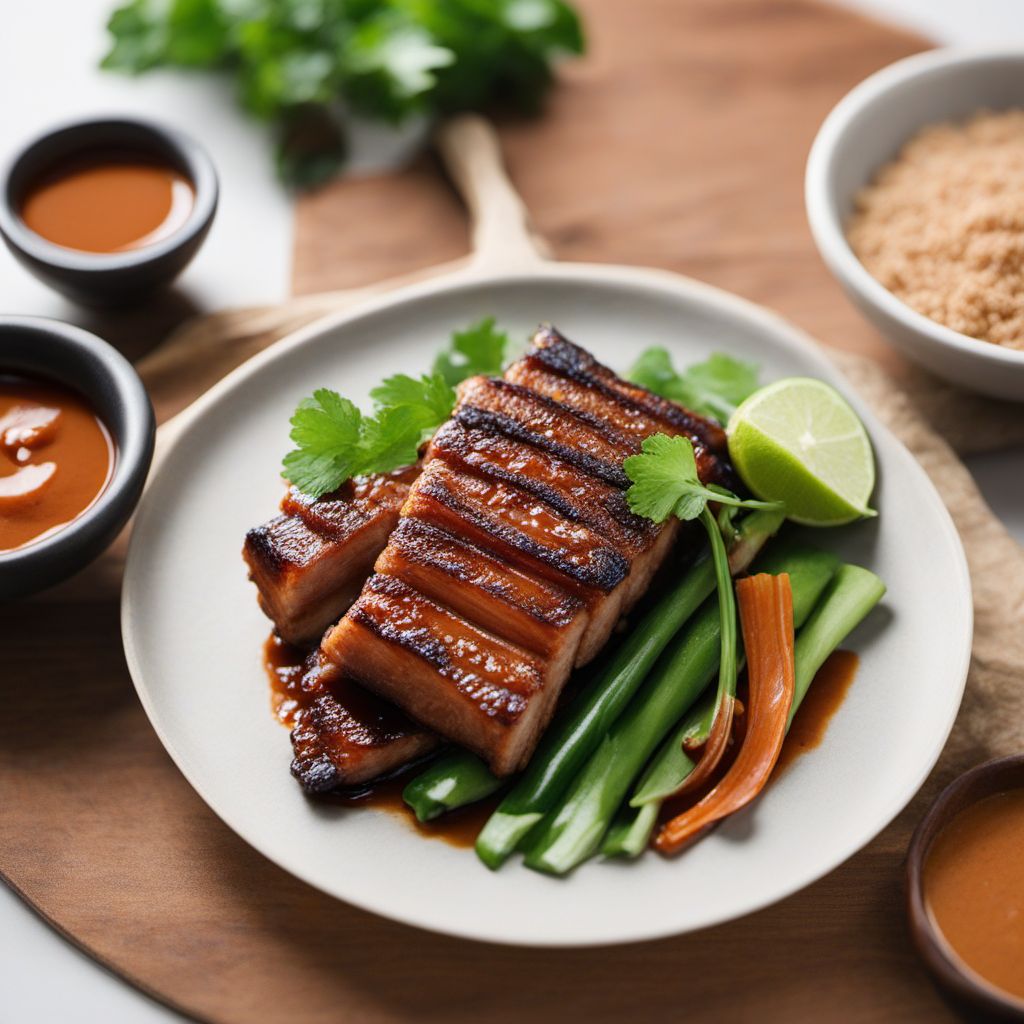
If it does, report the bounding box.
[474,508,786,869]
[402,751,501,822]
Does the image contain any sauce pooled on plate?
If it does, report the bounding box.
[925,788,1024,1002]
[20,152,194,254]
[0,376,113,551]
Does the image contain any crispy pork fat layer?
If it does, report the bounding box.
[322,327,734,776]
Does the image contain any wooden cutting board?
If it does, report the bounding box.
[3,2,982,1022]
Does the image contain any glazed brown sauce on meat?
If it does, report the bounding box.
[20,153,194,254]
[264,633,309,727]
[0,376,113,551]
[263,633,497,848]
[924,789,1024,1001]
[263,633,412,735]
[774,650,859,775]
[265,641,858,849]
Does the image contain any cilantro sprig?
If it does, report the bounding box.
[101,0,585,187]
[624,432,784,778]
[283,317,510,497]
[627,348,759,425]
[623,434,781,525]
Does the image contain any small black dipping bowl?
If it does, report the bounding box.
[0,316,155,598]
[0,116,218,306]
[906,754,1024,1022]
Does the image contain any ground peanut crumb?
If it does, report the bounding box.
[847,109,1024,350]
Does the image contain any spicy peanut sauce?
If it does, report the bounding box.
[0,377,113,551]
[925,789,1024,1001]
[20,152,194,254]
[265,635,857,849]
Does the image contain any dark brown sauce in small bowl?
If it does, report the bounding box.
[0,117,217,305]
[0,317,154,598]
[20,152,195,255]
[0,375,114,552]
[908,755,1024,1021]
[925,790,1024,1004]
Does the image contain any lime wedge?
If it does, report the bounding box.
[726,377,876,527]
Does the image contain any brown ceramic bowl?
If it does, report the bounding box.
[906,755,1024,1022]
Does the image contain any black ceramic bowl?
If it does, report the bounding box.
[0,316,155,598]
[0,116,218,306]
[906,755,1024,1022]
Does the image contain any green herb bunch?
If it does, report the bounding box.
[102,0,585,186]
[284,316,510,496]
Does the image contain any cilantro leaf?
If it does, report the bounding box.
[628,348,759,424]
[282,319,511,497]
[622,434,705,523]
[624,433,783,525]
[282,389,363,497]
[432,317,510,387]
[370,372,456,434]
[356,404,425,474]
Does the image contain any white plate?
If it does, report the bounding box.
[122,263,972,947]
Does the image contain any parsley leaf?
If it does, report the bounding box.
[623,434,782,524]
[101,0,585,186]
[628,348,759,424]
[283,318,510,497]
[432,317,510,386]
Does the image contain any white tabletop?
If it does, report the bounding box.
[2,2,1022,1021]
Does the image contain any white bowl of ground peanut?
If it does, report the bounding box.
[806,48,1024,401]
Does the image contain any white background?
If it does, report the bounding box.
[1,1,1022,1021]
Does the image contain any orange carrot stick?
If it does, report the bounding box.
[654,573,795,855]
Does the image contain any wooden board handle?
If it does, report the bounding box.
[435,115,550,270]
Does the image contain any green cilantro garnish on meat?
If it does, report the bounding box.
[283,317,511,497]
[623,434,781,525]
[627,348,759,425]
[431,317,509,386]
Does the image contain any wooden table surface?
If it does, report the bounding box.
[3,1,998,1021]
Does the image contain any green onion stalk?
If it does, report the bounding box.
[603,561,886,859]
[524,544,840,876]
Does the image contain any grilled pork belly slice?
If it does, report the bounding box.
[243,467,416,646]
[323,329,732,775]
[523,325,730,454]
[402,460,632,659]
[426,417,674,631]
[455,377,634,486]
[374,517,587,660]
[322,575,563,775]
[289,648,438,791]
